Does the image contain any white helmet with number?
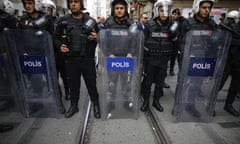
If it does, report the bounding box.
[0,0,15,15]
[226,10,239,23]
[192,0,215,14]
[41,0,56,15]
[153,0,172,18]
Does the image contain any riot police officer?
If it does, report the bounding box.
[55,0,101,118]
[104,0,134,112]
[178,0,218,117]
[222,10,240,117]
[141,0,178,112]
[18,0,53,33]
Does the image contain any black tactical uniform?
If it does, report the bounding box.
[223,22,240,117]
[141,17,177,112]
[55,13,101,118]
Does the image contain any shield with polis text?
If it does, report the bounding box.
[172,30,232,122]
[3,29,61,118]
[98,28,144,120]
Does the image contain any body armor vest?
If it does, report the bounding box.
[66,17,86,54]
[188,17,220,57]
[60,14,97,57]
[186,17,216,31]
[104,16,134,56]
[145,19,173,55]
[105,16,133,29]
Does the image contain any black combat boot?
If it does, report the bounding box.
[152,87,164,112]
[152,99,164,112]
[140,99,149,112]
[224,105,240,117]
[93,101,101,119]
[65,101,79,118]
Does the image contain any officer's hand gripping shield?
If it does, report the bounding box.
[3,29,62,118]
[98,29,144,119]
[172,30,232,122]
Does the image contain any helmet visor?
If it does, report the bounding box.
[159,4,171,17]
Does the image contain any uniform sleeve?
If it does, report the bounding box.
[54,17,65,51]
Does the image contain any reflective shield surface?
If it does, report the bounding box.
[173,30,232,122]
[98,29,144,119]
[4,29,61,118]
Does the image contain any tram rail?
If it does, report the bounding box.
[79,99,170,144]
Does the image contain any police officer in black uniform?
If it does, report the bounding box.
[140,0,178,112]
[179,0,218,117]
[18,0,53,33]
[104,0,134,111]
[222,10,240,117]
[55,0,101,118]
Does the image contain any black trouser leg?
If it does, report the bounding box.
[82,58,101,118]
[64,58,80,118]
[56,55,70,100]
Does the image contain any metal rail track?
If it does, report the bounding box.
[145,108,170,144]
[79,99,170,144]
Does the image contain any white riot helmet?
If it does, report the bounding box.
[192,0,215,14]
[41,0,56,15]
[153,0,173,19]
[226,10,239,23]
[0,0,15,15]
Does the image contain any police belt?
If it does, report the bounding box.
[148,50,172,56]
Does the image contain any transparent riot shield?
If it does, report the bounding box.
[0,31,21,114]
[3,29,61,118]
[173,30,232,122]
[98,29,144,119]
